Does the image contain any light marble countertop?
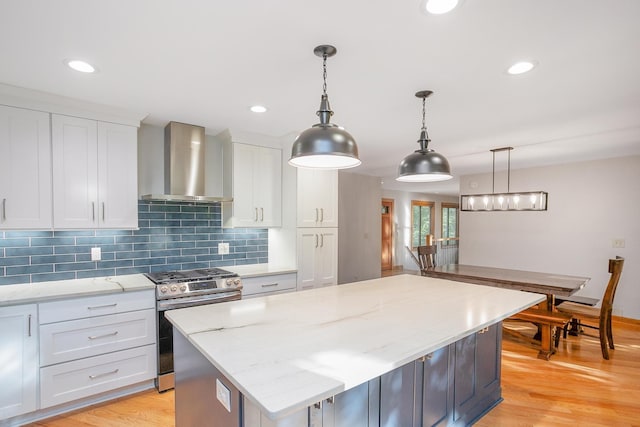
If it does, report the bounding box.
[166,274,545,420]
[0,274,155,307]
[225,264,297,278]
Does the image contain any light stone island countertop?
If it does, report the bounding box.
[166,274,545,420]
[225,264,297,278]
[0,274,155,307]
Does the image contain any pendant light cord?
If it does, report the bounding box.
[322,53,328,96]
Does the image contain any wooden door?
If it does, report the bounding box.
[381,199,394,271]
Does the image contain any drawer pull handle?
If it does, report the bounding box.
[261,283,279,288]
[320,208,324,222]
[87,303,118,310]
[89,368,119,380]
[1,198,6,222]
[88,331,119,340]
[479,327,489,334]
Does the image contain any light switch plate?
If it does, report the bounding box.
[91,247,101,261]
[218,242,230,255]
[612,238,625,248]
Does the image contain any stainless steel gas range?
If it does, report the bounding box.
[145,267,243,392]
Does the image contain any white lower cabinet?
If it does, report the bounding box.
[38,290,156,409]
[297,228,338,291]
[0,304,38,420]
[40,345,156,409]
[39,309,156,366]
[241,273,297,299]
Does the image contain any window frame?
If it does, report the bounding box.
[411,200,435,249]
[441,202,459,246]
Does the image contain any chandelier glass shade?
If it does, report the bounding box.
[460,147,548,212]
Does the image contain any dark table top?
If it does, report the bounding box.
[423,264,590,297]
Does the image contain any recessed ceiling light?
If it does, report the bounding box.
[250,105,267,113]
[423,0,460,14]
[507,61,537,75]
[66,59,96,73]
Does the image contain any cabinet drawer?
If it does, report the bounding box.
[39,290,155,324]
[40,309,156,366]
[40,344,156,409]
[242,273,296,297]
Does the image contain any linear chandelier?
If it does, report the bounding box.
[460,147,548,212]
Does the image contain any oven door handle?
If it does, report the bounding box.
[157,292,241,311]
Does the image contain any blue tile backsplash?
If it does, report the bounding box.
[0,201,268,285]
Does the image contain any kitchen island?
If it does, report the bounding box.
[166,274,544,426]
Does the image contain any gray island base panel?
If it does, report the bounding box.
[166,274,545,426]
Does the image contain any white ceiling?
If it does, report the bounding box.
[2,0,640,195]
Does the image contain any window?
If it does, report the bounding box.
[411,200,434,248]
[441,203,459,246]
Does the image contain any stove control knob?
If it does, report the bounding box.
[180,285,187,292]
[234,279,241,286]
[160,286,168,294]
[170,285,178,292]
[226,279,234,287]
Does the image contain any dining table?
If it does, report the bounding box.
[423,264,591,359]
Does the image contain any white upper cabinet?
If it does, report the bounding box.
[0,105,52,229]
[97,122,139,228]
[223,142,282,228]
[297,169,338,228]
[52,115,138,229]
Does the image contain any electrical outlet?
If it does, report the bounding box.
[218,242,230,255]
[216,379,231,412]
[91,247,101,261]
[612,239,625,249]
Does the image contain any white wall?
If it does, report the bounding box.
[338,172,383,284]
[459,155,640,320]
[381,189,458,271]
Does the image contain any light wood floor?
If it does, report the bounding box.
[28,320,640,427]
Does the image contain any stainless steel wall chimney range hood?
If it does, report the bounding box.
[141,121,232,203]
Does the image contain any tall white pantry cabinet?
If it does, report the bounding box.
[296,169,339,290]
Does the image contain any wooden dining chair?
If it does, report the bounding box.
[556,256,625,360]
[417,245,437,274]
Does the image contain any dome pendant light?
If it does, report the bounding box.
[396,90,452,182]
[289,45,361,169]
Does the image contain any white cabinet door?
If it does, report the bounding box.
[253,146,282,227]
[52,115,99,228]
[52,115,137,229]
[224,143,282,228]
[297,169,338,227]
[0,304,38,419]
[0,105,52,229]
[97,122,138,228]
[296,228,338,290]
[316,229,338,287]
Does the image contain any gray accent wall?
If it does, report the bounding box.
[459,155,640,320]
[338,171,382,284]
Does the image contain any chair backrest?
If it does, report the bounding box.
[417,245,437,271]
[405,246,421,270]
[601,256,624,317]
